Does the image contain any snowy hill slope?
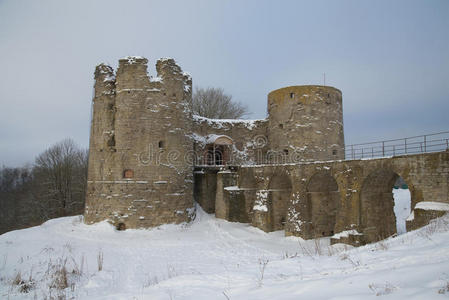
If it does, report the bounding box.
[1,205,449,299]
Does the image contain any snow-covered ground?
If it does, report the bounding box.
[1,203,449,299]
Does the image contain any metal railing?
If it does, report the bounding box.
[194,131,449,167]
[344,131,449,160]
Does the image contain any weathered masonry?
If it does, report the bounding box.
[85,56,449,245]
[85,57,195,229]
[195,151,449,245]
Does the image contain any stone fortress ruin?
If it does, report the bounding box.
[85,56,449,246]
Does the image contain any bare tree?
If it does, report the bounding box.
[33,138,88,218]
[0,166,35,233]
[0,139,88,234]
[192,87,249,119]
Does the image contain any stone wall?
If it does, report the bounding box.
[201,151,448,244]
[192,116,268,165]
[85,57,194,229]
[191,85,345,166]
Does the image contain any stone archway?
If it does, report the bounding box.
[306,172,339,237]
[268,171,292,231]
[204,135,233,165]
[360,169,412,243]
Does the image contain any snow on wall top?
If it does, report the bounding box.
[121,56,146,64]
[96,64,116,82]
[415,201,449,211]
[191,133,233,145]
[332,229,362,239]
[192,115,267,130]
[158,57,175,62]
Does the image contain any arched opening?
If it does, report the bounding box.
[306,172,339,237]
[360,169,412,242]
[268,172,292,231]
[205,145,225,165]
[393,176,411,234]
[116,223,126,231]
[203,135,233,166]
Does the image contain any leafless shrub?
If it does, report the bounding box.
[314,238,323,256]
[298,238,326,258]
[12,270,35,293]
[340,253,361,267]
[79,253,85,276]
[143,274,160,288]
[12,271,23,286]
[49,260,68,290]
[40,246,55,254]
[298,241,313,258]
[328,243,350,256]
[63,242,73,253]
[281,251,298,259]
[438,281,449,294]
[222,291,230,299]
[166,264,179,279]
[257,257,269,287]
[368,282,397,296]
[97,250,104,272]
[69,254,84,279]
[375,240,389,251]
[418,214,449,240]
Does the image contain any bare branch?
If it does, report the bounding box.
[192,87,249,119]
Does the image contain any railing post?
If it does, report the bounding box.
[393,145,395,156]
[405,138,407,154]
[420,142,423,153]
[361,147,364,159]
[424,135,427,153]
[382,141,385,157]
[372,147,374,158]
[447,139,449,150]
[351,145,354,160]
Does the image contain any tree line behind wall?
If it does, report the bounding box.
[0,139,88,234]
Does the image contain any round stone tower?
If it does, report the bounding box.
[85,56,194,229]
[267,85,344,162]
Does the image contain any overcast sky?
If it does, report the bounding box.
[0,0,448,166]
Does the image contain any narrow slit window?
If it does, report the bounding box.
[158,141,165,148]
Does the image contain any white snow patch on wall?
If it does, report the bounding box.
[254,190,269,212]
[332,230,362,239]
[415,201,449,211]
